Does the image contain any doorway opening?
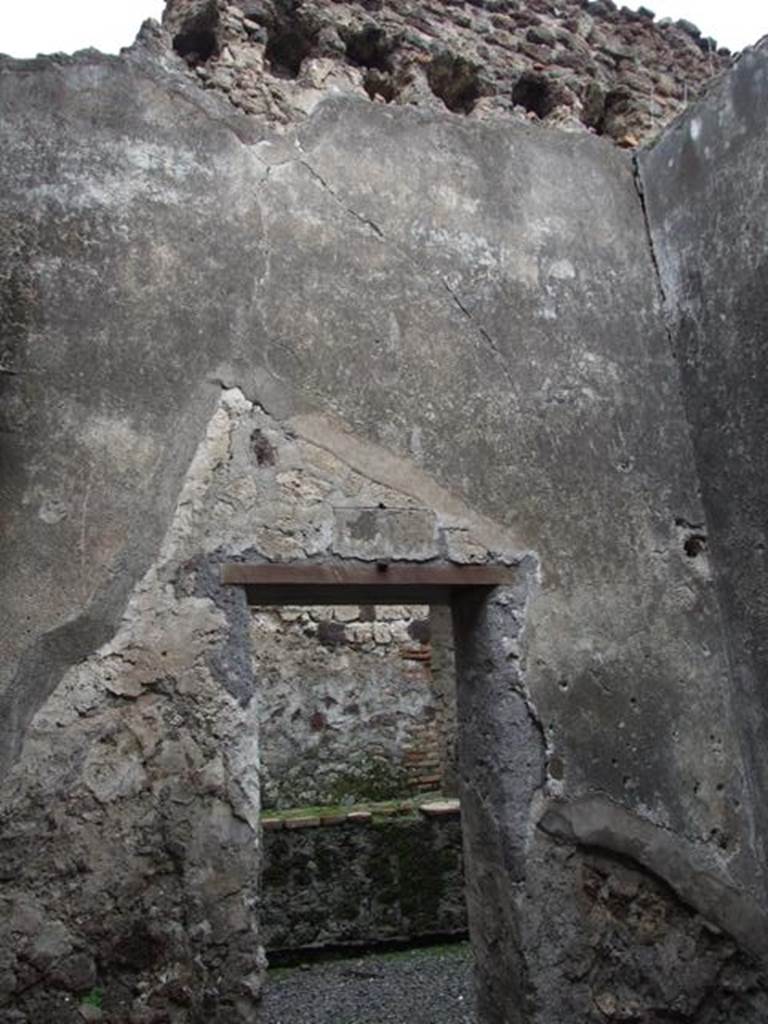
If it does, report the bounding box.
[221,559,537,1020]
[252,595,463,956]
[253,601,456,812]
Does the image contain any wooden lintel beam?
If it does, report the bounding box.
[219,563,518,605]
[220,563,517,587]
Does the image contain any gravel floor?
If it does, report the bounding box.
[258,942,477,1024]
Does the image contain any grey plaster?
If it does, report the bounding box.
[0,50,259,775]
[273,95,745,859]
[452,585,543,1024]
[332,507,438,561]
[640,38,768,901]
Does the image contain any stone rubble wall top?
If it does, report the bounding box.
[160,0,732,145]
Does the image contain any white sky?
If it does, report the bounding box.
[1,0,765,58]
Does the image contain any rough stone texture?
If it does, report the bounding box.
[254,603,452,808]
[261,814,466,950]
[522,837,768,1023]
[161,0,732,145]
[639,39,768,912]
[0,391,267,1024]
[0,18,766,1024]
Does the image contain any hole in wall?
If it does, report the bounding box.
[512,72,557,119]
[173,25,218,63]
[258,2,318,79]
[173,28,218,63]
[251,428,276,467]
[684,534,708,558]
[363,70,397,103]
[427,53,487,114]
[593,87,634,137]
[343,24,395,72]
[171,0,219,65]
[674,518,708,559]
[265,22,316,78]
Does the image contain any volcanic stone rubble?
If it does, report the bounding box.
[162,0,730,145]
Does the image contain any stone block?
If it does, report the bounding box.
[332,508,437,561]
[419,799,461,817]
[78,1005,103,1022]
[261,817,285,831]
[319,814,347,826]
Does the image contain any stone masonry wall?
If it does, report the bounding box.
[261,806,466,951]
[162,0,731,145]
[254,603,454,809]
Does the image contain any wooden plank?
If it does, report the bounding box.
[220,563,517,586]
[220,562,518,606]
[242,583,450,605]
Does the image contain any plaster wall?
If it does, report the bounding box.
[640,39,768,900]
[0,30,765,1023]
